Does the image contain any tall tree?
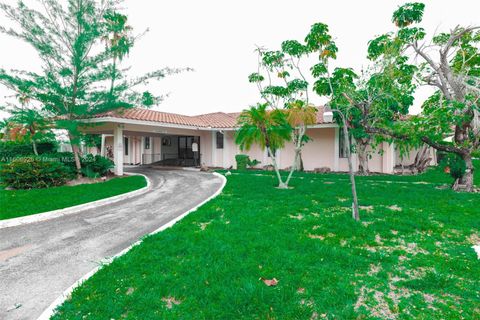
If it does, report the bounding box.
[0,0,188,174]
[367,2,480,191]
[245,23,337,187]
[318,59,417,175]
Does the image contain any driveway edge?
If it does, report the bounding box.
[0,173,152,230]
[37,172,227,320]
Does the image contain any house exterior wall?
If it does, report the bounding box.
[87,121,434,175]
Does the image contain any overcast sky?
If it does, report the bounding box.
[0,0,479,119]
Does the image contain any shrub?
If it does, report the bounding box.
[81,154,114,178]
[40,153,113,178]
[0,141,57,161]
[40,152,78,178]
[235,154,260,170]
[439,152,466,181]
[0,158,69,189]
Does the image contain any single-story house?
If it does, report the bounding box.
[79,107,436,175]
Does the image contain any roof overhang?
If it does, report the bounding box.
[79,117,338,132]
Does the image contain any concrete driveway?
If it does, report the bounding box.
[0,168,224,320]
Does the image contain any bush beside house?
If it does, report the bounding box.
[0,158,69,189]
[0,140,115,189]
[235,154,260,170]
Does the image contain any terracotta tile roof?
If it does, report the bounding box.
[91,106,332,128]
[91,108,205,127]
[195,112,239,128]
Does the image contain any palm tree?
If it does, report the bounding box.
[9,108,52,155]
[235,103,292,188]
[283,101,317,185]
[103,11,133,104]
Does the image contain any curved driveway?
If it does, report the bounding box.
[0,168,224,320]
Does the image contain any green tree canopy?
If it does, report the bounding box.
[0,0,190,172]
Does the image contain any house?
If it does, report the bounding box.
[78,107,435,175]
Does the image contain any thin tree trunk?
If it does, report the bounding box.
[285,147,300,186]
[342,125,360,221]
[68,132,82,178]
[32,140,38,156]
[267,147,287,189]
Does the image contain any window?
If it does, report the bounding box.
[216,132,224,149]
[144,137,150,150]
[124,137,129,156]
[339,129,350,158]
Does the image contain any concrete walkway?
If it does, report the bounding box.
[0,168,224,320]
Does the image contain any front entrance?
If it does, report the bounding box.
[178,136,200,166]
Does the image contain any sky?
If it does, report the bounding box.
[0,0,479,119]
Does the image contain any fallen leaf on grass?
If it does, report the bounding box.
[308,234,325,240]
[161,296,182,309]
[126,287,135,295]
[260,277,279,286]
[360,205,374,212]
[297,287,305,294]
[289,214,304,220]
[198,221,212,231]
[387,205,402,211]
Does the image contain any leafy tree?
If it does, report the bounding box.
[235,103,291,188]
[0,0,189,174]
[5,107,54,155]
[368,2,480,191]
[245,23,337,188]
[316,59,416,175]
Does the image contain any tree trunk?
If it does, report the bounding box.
[413,145,431,173]
[32,140,38,156]
[285,147,301,186]
[455,153,475,192]
[356,139,370,176]
[68,132,82,178]
[345,129,360,221]
[267,147,287,189]
[299,152,304,172]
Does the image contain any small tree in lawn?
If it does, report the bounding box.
[368,2,480,191]
[235,103,292,188]
[0,0,189,175]
[246,23,337,187]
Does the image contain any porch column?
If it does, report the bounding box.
[223,131,228,168]
[100,134,106,157]
[140,136,145,165]
[211,131,216,167]
[113,124,124,176]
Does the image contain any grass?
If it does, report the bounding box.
[0,175,146,220]
[51,166,479,320]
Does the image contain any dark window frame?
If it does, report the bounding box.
[144,137,150,150]
[216,132,224,149]
[339,129,350,158]
[124,137,129,156]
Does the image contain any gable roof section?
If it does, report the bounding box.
[90,106,332,129]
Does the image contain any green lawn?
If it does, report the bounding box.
[0,175,146,220]
[52,167,479,319]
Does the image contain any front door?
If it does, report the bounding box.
[178,136,200,166]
